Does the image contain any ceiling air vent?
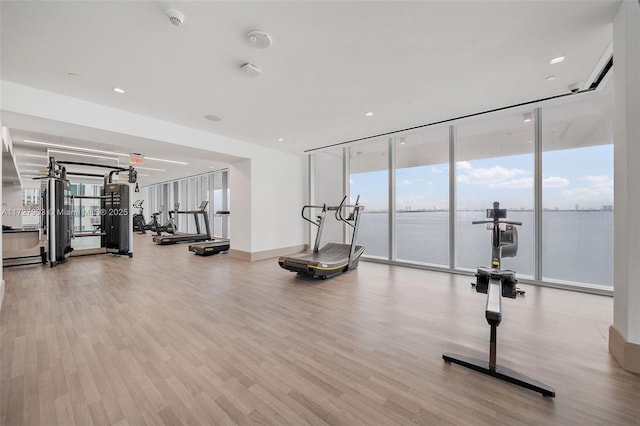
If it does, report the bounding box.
[239,63,262,78]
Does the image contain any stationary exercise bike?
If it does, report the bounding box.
[443,202,555,397]
[150,203,179,236]
[132,200,147,234]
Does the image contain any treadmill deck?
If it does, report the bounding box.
[278,242,364,278]
[153,233,209,245]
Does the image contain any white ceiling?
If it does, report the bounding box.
[0,0,620,183]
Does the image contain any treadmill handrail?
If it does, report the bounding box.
[335,195,364,230]
[301,204,327,228]
[174,210,208,214]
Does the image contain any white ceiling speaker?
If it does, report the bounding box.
[239,63,262,78]
[247,30,272,49]
[167,9,184,27]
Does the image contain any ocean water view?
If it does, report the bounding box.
[357,210,613,287]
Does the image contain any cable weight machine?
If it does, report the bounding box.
[45,157,138,266]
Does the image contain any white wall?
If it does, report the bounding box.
[229,160,251,253]
[228,155,307,255]
[312,150,346,245]
[613,0,640,344]
[250,153,307,253]
[1,81,310,256]
[2,185,22,228]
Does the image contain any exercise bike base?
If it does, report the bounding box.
[442,353,555,397]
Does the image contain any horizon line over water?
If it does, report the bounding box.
[355,210,613,287]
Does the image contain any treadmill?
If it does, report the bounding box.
[189,211,230,256]
[278,196,364,279]
[152,201,211,245]
[189,238,230,255]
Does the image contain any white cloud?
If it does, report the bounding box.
[489,177,533,189]
[543,176,570,188]
[431,166,448,174]
[560,175,613,208]
[457,161,473,170]
[457,165,526,185]
[582,175,613,188]
[456,163,570,191]
[401,178,421,185]
[475,175,570,189]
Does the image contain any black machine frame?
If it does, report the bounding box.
[442,202,555,397]
[44,158,137,266]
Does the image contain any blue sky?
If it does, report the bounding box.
[351,145,613,211]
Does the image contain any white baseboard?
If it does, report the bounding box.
[609,325,640,374]
[229,244,307,262]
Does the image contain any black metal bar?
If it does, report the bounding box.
[3,254,44,261]
[56,161,128,171]
[72,195,109,199]
[74,232,106,237]
[67,172,104,178]
[442,353,555,397]
[3,261,46,268]
[489,324,497,371]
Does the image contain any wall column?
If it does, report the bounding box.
[610,0,640,373]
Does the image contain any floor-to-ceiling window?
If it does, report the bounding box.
[310,87,613,293]
[542,90,613,286]
[312,148,345,246]
[350,138,390,259]
[396,128,449,266]
[145,170,229,238]
[455,109,535,277]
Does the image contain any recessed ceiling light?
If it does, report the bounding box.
[67,72,80,78]
[549,56,565,65]
[523,112,533,123]
[49,149,119,161]
[144,157,188,165]
[545,75,557,81]
[113,87,125,94]
[23,140,125,157]
[365,112,374,117]
[205,115,221,122]
[277,138,284,142]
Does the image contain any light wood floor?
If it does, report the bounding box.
[1,235,639,426]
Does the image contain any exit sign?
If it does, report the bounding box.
[130,153,144,165]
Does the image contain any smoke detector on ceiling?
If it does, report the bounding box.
[247,30,272,49]
[239,63,262,78]
[167,9,185,27]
